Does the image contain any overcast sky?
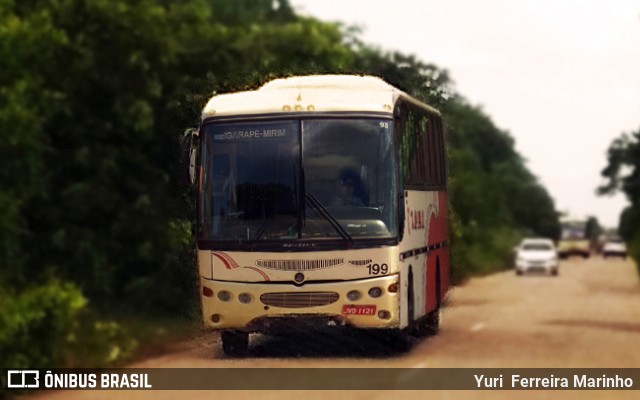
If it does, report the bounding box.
[290,0,640,228]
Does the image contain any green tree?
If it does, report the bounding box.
[350,45,452,110]
[0,0,353,306]
[444,99,559,279]
[599,127,640,264]
[0,0,68,283]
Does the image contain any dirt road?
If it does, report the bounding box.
[31,256,640,399]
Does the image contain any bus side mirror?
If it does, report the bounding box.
[181,128,199,186]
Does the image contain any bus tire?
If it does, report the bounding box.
[412,265,441,338]
[221,331,249,357]
[373,328,412,353]
[426,266,442,335]
[422,266,442,337]
[424,309,440,335]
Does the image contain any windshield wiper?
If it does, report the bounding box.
[305,193,353,244]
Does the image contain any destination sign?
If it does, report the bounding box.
[209,122,296,141]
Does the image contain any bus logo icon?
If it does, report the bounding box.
[7,370,40,388]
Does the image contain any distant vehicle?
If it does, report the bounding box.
[557,219,590,259]
[515,238,559,276]
[602,238,627,259]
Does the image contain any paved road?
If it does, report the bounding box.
[32,256,640,399]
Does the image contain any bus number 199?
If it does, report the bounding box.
[367,263,388,275]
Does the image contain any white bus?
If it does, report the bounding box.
[189,75,449,356]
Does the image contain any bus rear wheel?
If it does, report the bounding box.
[414,273,441,337]
[424,307,440,335]
[220,331,249,357]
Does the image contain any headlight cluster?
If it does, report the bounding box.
[204,282,397,307]
[208,290,253,304]
[346,286,391,302]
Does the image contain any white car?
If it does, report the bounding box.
[602,239,627,259]
[515,238,559,276]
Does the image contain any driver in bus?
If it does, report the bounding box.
[331,168,365,207]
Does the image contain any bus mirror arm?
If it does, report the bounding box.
[397,192,405,241]
[181,128,199,186]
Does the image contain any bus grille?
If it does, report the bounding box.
[260,292,340,308]
[255,258,343,271]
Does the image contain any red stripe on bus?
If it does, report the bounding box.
[243,267,270,281]
[220,251,241,269]
[212,251,241,269]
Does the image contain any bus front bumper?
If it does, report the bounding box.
[200,275,400,331]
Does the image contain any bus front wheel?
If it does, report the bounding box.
[220,331,249,357]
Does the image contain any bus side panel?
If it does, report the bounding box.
[425,190,449,313]
[400,189,445,326]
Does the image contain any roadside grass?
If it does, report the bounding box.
[67,310,202,368]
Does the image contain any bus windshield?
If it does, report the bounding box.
[561,221,587,240]
[199,118,398,243]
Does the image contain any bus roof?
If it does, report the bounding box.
[201,75,440,119]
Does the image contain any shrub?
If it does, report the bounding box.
[0,281,86,368]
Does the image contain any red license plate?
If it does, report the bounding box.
[342,304,377,316]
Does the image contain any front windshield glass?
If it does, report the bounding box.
[200,121,299,241]
[302,119,397,239]
[561,222,586,239]
[199,118,397,243]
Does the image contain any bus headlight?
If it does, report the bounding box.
[368,287,383,298]
[218,290,232,302]
[238,293,252,304]
[346,290,361,301]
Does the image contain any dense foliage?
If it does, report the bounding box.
[0,0,559,367]
[445,100,559,278]
[599,127,640,266]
